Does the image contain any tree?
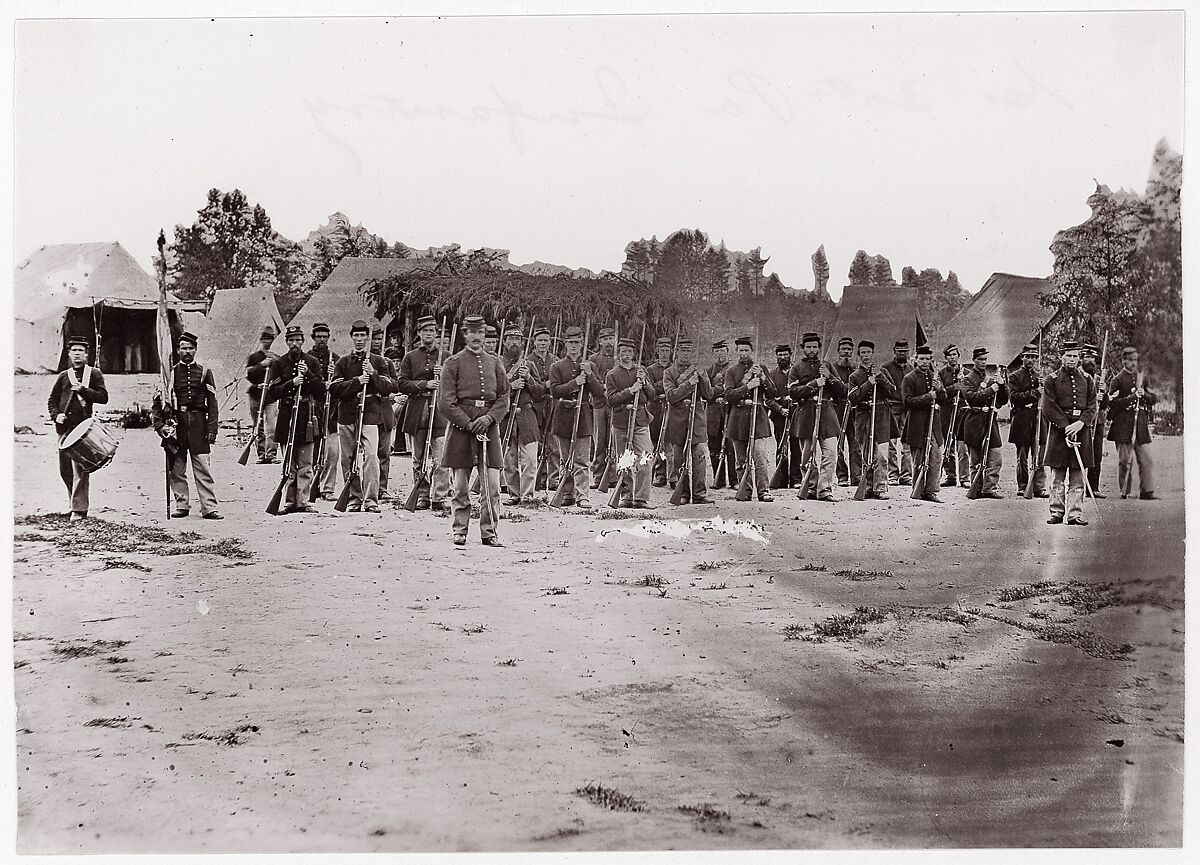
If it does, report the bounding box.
[655,229,712,303]
[867,254,895,286]
[763,273,785,298]
[167,188,280,301]
[746,247,768,294]
[901,265,919,287]
[847,250,872,285]
[811,244,830,296]
[704,242,732,298]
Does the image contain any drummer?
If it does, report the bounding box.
[47,335,109,521]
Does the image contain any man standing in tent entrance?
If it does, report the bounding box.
[48,336,109,521]
[1041,339,1098,525]
[245,327,279,464]
[154,331,223,520]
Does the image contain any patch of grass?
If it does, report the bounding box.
[833,568,893,582]
[1059,582,1121,615]
[973,609,1134,660]
[735,791,771,806]
[496,658,518,667]
[181,723,261,746]
[796,561,828,571]
[803,606,890,642]
[85,717,133,728]
[461,623,487,635]
[542,586,569,596]
[699,583,729,591]
[1096,709,1128,725]
[694,560,737,572]
[52,639,129,660]
[103,656,132,665]
[596,509,642,520]
[14,514,251,560]
[928,608,975,626]
[574,782,646,812]
[635,575,666,588]
[996,581,1062,603]
[532,826,584,841]
[101,558,152,573]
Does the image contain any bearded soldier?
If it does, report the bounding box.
[664,338,714,504]
[829,336,858,486]
[49,335,110,521]
[901,344,948,502]
[587,326,617,479]
[645,336,674,487]
[267,326,325,513]
[1008,343,1047,496]
[397,315,450,512]
[1107,345,1157,500]
[767,343,801,487]
[548,326,604,508]
[847,341,896,499]
[152,331,221,519]
[308,323,340,500]
[706,340,736,488]
[960,347,1009,499]
[1080,342,1110,497]
[882,339,913,486]
[439,315,511,547]
[1042,339,1098,525]
[724,336,776,502]
[788,332,846,501]
[938,344,969,487]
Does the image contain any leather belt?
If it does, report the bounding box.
[463,399,488,407]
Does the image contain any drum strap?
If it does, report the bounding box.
[61,366,93,413]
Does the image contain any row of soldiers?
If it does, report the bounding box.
[140,316,1158,545]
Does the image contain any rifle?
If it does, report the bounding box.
[476,432,500,531]
[501,315,538,451]
[853,372,879,501]
[944,382,963,481]
[670,365,703,506]
[607,322,649,508]
[405,319,455,511]
[550,318,592,508]
[797,363,831,500]
[1070,435,1105,526]
[309,350,337,503]
[238,371,272,466]
[267,372,305,515]
[967,368,1004,500]
[1122,369,1147,498]
[1023,330,1045,500]
[334,356,371,512]
[910,379,939,500]
[535,311,564,493]
[596,320,621,493]
[767,415,790,489]
[734,331,763,502]
[648,320,682,481]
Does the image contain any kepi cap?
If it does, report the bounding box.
[176,331,198,347]
[349,319,370,335]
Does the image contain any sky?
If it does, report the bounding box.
[13,11,1184,300]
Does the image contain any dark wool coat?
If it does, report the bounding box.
[788,357,847,441]
[938,364,966,440]
[438,349,511,468]
[150,362,215,455]
[1106,369,1156,445]
[606,364,652,430]
[1041,366,1098,468]
[881,358,913,413]
[48,365,109,438]
[723,360,776,441]
[549,356,605,439]
[645,359,671,422]
[705,360,732,433]
[828,359,855,424]
[308,346,340,435]
[960,365,1009,451]
[764,363,791,420]
[847,366,898,444]
[267,351,326,445]
[500,353,546,446]
[397,344,449,437]
[527,352,556,429]
[663,363,713,445]
[329,352,396,427]
[1006,363,1041,447]
[901,366,947,452]
[245,349,279,404]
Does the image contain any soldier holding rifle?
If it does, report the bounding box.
[1107,345,1157,500]
[308,323,340,500]
[548,325,604,509]
[938,345,969,487]
[830,337,858,486]
[153,331,222,519]
[767,343,800,488]
[882,339,914,486]
[847,340,896,499]
[329,319,395,514]
[1080,342,1109,497]
[706,340,736,488]
[901,344,948,503]
[789,332,846,501]
[528,325,559,491]
[245,327,279,464]
[724,335,776,503]
[1008,343,1047,497]
[438,315,511,547]
[664,338,714,505]
[370,326,399,500]
[587,326,618,479]
[501,325,546,505]
[960,347,1008,499]
[645,336,674,487]
[1041,339,1098,525]
[266,326,325,513]
[605,334,654,509]
[398,316,450,512]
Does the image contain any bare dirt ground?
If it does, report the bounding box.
[9,374,1185,852]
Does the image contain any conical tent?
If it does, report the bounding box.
[191,286,286,415]
[823,285,926,360]
[935,273,1058,369]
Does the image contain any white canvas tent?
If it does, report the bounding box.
[192,286,287,415]
[14,241,201,373]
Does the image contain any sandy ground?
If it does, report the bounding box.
[9,374,1185,852]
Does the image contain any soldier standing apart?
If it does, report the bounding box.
[1080,342,1109,497]
[724,336,776,502]
[527,327,558,491]
[1107,345,1157,500]
[439,315,511,547]
[588,326,617,479]
[960,347,1008,499]
[830,337,858,486]
[502,328,546,505]
[245,328,279,464]
[154,331,222,519]
[645,336,674,487]
[789,332,846,501]
[548,326,604,508]
[882,339,913,486]
[1008,343,1047,496]
[48,336,109,521]
[846,340,895,499]
[901,344,948,502]
[706,340,736,488]
[308,323,340,500]
[397,316,451,512]
[767,343,801,487]
[605,337,654,508]
[663,338,714,504]
[329,319,394,513]
[369,327,398,499]
[267,326,325,513]
[938,345,968,486]
[1042,339,1098,525]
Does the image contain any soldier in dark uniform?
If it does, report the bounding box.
[308,323,340,500]
[245,328,279,463]
[1080,342,1110,497]
[370,326,399,499]
[1107,345,1157,499]
[1041,339,1098,524]
[645,336,674,487]
[882,339,913,485]
[266,326,326,513]
[938,345,968,486]
[1008,343,1047,496]
[829,337,858,486]
[153,331,222,519]
[397,315,450,511]
[605,337,654,508]
[438,315,511,546]
[527,326,558,492]
[960,347,1009,498]
[329,319,395,513]
[767,343,800,487]
[548,326,604,508]
[706,340,736,488]
[789,332,846,501]
[48,336,109,520]
[724,336,776,502]
[588,326,617,479]
[846,340,896,499]
[384,330,409,456]
[664,338,714,504]
[501,327,546,505]
[901,344,948,502]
